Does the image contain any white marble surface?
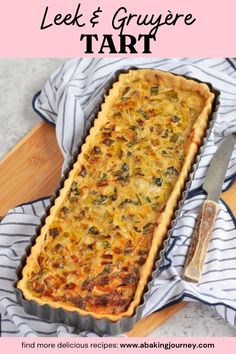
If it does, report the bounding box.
[0,58,65,159]
[150,302,236,337]
[0,58,235,337]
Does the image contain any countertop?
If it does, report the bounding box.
[0,58,235,337]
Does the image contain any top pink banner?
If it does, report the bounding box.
[0,0,235,57]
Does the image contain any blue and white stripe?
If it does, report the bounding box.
[0,58,236,336]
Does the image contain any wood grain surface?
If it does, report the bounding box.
[183,200,219,282]
[0,122,235,336]
[0,122,63,216]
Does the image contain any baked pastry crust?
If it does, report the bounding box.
[17,69,214,321]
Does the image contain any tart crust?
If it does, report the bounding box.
[17,69,214,321]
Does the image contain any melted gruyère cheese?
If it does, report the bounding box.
[27,72,204,315]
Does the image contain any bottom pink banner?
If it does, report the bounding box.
[0,337,235,354]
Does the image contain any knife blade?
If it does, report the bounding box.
[184,133,236,282]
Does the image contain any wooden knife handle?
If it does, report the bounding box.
[183,200,219,282]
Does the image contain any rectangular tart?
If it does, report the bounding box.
[17,69,214,321]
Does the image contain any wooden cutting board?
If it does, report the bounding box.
[0,121,235,336]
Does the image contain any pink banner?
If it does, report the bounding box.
[0,0,235,57]
[0,337,236,354]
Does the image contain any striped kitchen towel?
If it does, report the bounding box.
[0,58,236,336]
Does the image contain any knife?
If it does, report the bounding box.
[184,133,236,282]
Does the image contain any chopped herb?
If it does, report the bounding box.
[152,204,159,212]
[118,199,139,208]
[129,125,139,131]
[129,125,141,134]
[94,146,101,154]
[146,196,151,203]
[171,115,181,123]
[166,89,178,102]
[102,138,114,146]
[54,243,63,251]
[150,86,159,96]
[80,165,87,177]
[165,166,179,176]
[143,222,155,235]
[136,193,142,205]
[137,108,149,120]
[117,174,130,184]
[100,172,107,180]
[127,138,139,147]
[121,86,131,100]
[154,177,163,187]
[68,181,80,203]
[49,228,60,238]
[123,248,132,255]
[131,267,138,275]
[88,226,99,235]
[110,188,118,201]
[162,150,168,156]
[70,181,79,195]
[91,190,98,195]
[138,249,148,256]
[61,205,70,216]
[134,167,144,176]
[118,199,131,208]
[162,129,169,138]
[170,133,179,143]
[100,265,112,275]
[93,195,108,205]
[102,240,111,249]
[121,163,129,172]
[127,151,132,157]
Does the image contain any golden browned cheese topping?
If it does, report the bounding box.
[27,73,204,315]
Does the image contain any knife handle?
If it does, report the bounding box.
[183,200,218,282]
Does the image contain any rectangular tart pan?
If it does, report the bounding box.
[14,68,221,335]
